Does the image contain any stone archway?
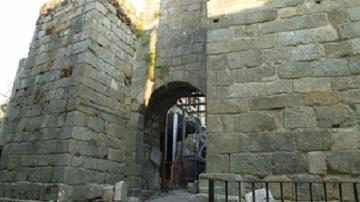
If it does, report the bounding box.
[142,81,206,191]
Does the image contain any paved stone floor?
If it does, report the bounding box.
[147,190,194,202]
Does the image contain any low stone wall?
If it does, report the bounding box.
[206,0,360,181]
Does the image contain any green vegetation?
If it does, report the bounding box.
[156,64,169,80]
[153,10,161,19]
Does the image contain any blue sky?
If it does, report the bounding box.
[0,0,143,104]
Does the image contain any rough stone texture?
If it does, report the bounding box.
[236,112,277,133]
[284,107,317,128]
[327,151,360,174]
[315,105,355,128]
[1,0,360,200]
[207,0,360,190]
[114,181,128,201]
[296,129,332,151]
[103,186,114,201]
[155,0,207,93]
[0,0,138,200]
[308,152,327,174]
[304,92,339,106]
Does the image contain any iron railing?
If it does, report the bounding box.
[207,178,360,202]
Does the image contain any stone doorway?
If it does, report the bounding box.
[143,82,207,191]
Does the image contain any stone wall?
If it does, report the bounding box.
[140,0,208,190]
[0,0,208,199]
[155,0,207,93]
[0,0,139,200]
[207,0,360,183]
[1,0,360,200]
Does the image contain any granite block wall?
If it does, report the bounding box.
[0,0,139,200]
[1,0,360,201]
[155,0,207,93]
[207,0,360,184]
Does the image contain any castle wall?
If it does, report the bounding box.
[140,0,208,190]
[0,0,138,200]
[155,0,207,93]
[1,0,360,200]
[207,0,360,184]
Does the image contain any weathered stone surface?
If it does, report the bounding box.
[236,112,277,133]
[221,8,277,27]
[310,59,350,77]
[278,25,338,46]
[208,133,249,153]
[332,131,360,150]
[293,44,325,61]
[221,115,236,133]
[227,83,267,98]
[266,80,293,95]
[260,13,328,34]
[114,181,128,202]
[208,28,234,42]
[327,9,350,25]
[338,22,360,39]
[227,50,263,69]
[233,66,275,83]
[278,7,296,18]
[263,47,293,63]
[4,0,360,200]
[277,62,311,79]
[265,0,305,8]
[293,78,331,93]
[340,89,360,104]
[323,41,353,58]
[326,151,360,174]
[208,37,253,54]
[207,99,248,114]
[272,152,307,174]
[230,153,272,176]
[296,129,332,151]
[331,77,354,91]
[315,105,355,128]
[304,92,339,106]
[351,38,360,55]
[308,152,327,174]
[249,95,303,110]
[249,132,295,152]
[207,54,228,70]
[284,107,317,128]
[208,69,233,87]
[103,186,114,202]
[234,24,258,37]
[206,154,229,173]
[108,148,126,162]
[348,7,360,21]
